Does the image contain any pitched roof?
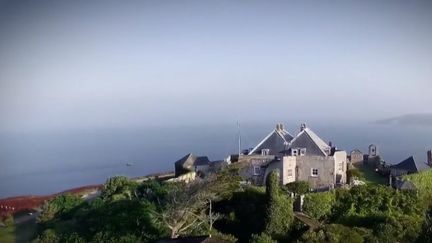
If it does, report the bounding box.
[288,127,331,156]
[174,153,210,168]
[394,180,416,191]
[391,156,430,174]
[248,124,294,155]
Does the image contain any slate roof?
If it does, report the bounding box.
[394,180,416,191]
[287,127,331,156]
[174,153,210,176]
[391,156,430,174]
[248,123,294,156]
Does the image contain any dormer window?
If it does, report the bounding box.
[300,148,306,156]
[292,149,298,156]
[261,149,270,156]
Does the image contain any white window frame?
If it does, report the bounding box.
[292,149,298,156]
[253,166,261,176]
[311,168,319,177]
[261,149,270,156]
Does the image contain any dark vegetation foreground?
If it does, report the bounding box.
[3,165,432,243]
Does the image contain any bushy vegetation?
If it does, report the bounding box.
[302,191,335,221]
[404,169,432,199]
[284,181,310,195]
[264,171,293,240]
[31,165,432,243]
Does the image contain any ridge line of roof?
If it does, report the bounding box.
[248,129,277,155]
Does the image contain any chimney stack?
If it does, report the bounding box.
[428,150,432,166]
[280,123,284,131]
[300,123,307,132]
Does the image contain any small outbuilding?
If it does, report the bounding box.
[390,156,430,176]
[174,153,210,177]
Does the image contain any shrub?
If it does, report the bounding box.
[303,191,335,220]
[284,181,310,195]
[264,170,293,239]
[250,233,276,243]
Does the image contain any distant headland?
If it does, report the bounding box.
[375,113,432,126]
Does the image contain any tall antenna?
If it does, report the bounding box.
[237,121,241,155]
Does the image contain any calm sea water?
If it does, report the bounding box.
[1,122,431,198]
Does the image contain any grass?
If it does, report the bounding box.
[0,225,15,243]
[404,169,432,193]
[354,164,388,185]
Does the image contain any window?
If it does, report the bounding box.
[338,162,344,171]
[300,148,306,156]
[261,149,270,156]
[253,166,261,175]
[292,149,298,156]
[311,168,319,177]
[287,169,293,177]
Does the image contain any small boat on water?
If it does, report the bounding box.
[126,163,134,167]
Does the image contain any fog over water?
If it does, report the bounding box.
[1,122,431,198]
[0,1,431,197]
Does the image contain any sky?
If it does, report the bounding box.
[0,0,431,132]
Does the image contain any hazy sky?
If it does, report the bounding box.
[0,0,431,132]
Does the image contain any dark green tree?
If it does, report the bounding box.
[101,176,139,201]
[264,170,293,239]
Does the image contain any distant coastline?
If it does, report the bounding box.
[375,113,432,126]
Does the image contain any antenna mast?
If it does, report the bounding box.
[237,121,241,155]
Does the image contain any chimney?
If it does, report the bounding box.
[300,123,307,132]
[276,123,280,131]
[328,141,333,147]
[428,150,432,166]
[280,123,285,131]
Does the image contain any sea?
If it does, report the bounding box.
[1,122,431,198]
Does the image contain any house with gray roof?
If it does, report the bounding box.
[248,123,294,156]
[262,124,347,189]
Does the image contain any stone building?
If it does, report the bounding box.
[349,149,364,165]
[261,124,347,189]
[174,153,211,177]
[368,144,378,157]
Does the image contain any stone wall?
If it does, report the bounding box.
[295,156,336,188]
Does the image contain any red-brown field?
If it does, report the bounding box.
[0,184,102,218]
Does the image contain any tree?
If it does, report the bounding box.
[38,194,84,223]
[149,182,210,238]
[264,170,293,239]
[299,224,363,243]
[284,181,310,196]
[101,176,139,202]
